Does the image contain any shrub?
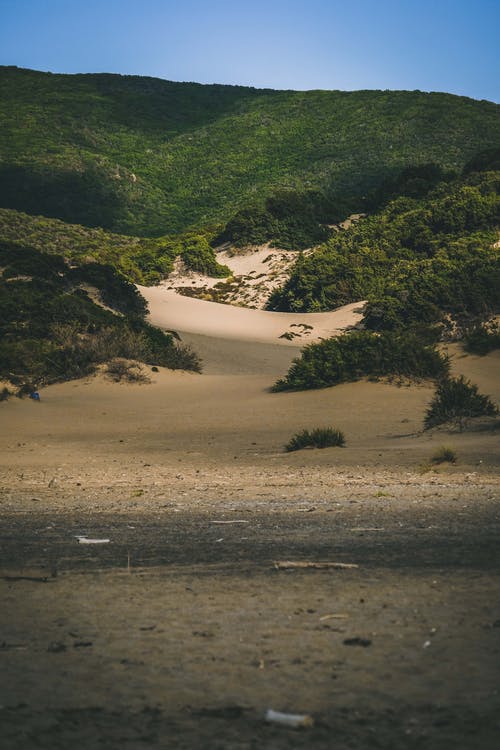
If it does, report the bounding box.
[463,321,500,355]
[105,358,150,383]
[273,330,448,391]
[161,341,202,372]
[285,427,346,452]
[0,386,10,401]
[424,375,498,430]
[430,446,457,464]
[181,236,230,277]
[217,189,340,250]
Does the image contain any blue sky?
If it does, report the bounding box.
[1,0,498,101]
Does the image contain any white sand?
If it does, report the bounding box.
[138,285,365,345]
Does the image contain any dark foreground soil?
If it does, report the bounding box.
[1,497,500,750]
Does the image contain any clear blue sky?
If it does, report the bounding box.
[1,0,498,102]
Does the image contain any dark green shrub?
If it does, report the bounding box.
[70,263,148,317]
[463,322,500,355]
[273,331,448,392]
[424,376,498,430]
[181,236,230,277]
[16,383,37,398]
[285,427,346,452]
[154,340,200,372]
[365,163,455,215]
[217,189,342,250]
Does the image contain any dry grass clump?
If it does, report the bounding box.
[105,359,151,384]
[430,446,457,465]
[285,427,345,452]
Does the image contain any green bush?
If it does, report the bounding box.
[424,376,498,430]
[285,427,346,452]
[273,331,449,392]
[181,236,230,277]
[217,189,345,250]
[463,321,500,355]
[0,209,176,285]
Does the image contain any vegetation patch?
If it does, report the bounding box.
[0,208,176,285]
[272,331,448,392]
[430,446,457,464]
[1,68,499,237]
[285,427,346,452]
[424,376,498,430]
[268,168,500,334]
[216,189,346,250]
[463,321,500,355]
[179,236,230,277]
[0,241,201,389]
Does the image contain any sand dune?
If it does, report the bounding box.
[138,285,365,346]
[1,285,498,507]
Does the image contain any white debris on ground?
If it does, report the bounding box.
[163,243,304,309]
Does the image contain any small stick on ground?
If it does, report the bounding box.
[273,561,358,570]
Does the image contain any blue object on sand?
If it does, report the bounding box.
[29,392,40,401]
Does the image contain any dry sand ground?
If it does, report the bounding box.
[1,295,499,749]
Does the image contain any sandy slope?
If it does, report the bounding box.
[0,282,498,492]
[1,271,498,497]
[138,285,365,345]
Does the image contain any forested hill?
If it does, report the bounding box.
[1,66,499,237]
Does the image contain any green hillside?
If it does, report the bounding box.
[1,66,499,237]
[0,208,229,284]
[268,167,500,325]
[268,162,500,392]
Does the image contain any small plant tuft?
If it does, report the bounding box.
[430,446,457,464]
[285,427,346,452]
[425,375,498,430]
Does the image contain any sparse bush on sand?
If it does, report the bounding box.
[285,427,345,452]
[463,321,500,355]
[424,375,498,430]
[105,358,151,384]
[430,446,457,464]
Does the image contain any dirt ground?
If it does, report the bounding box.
[1,489,500,750]
[1,337,499,749]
